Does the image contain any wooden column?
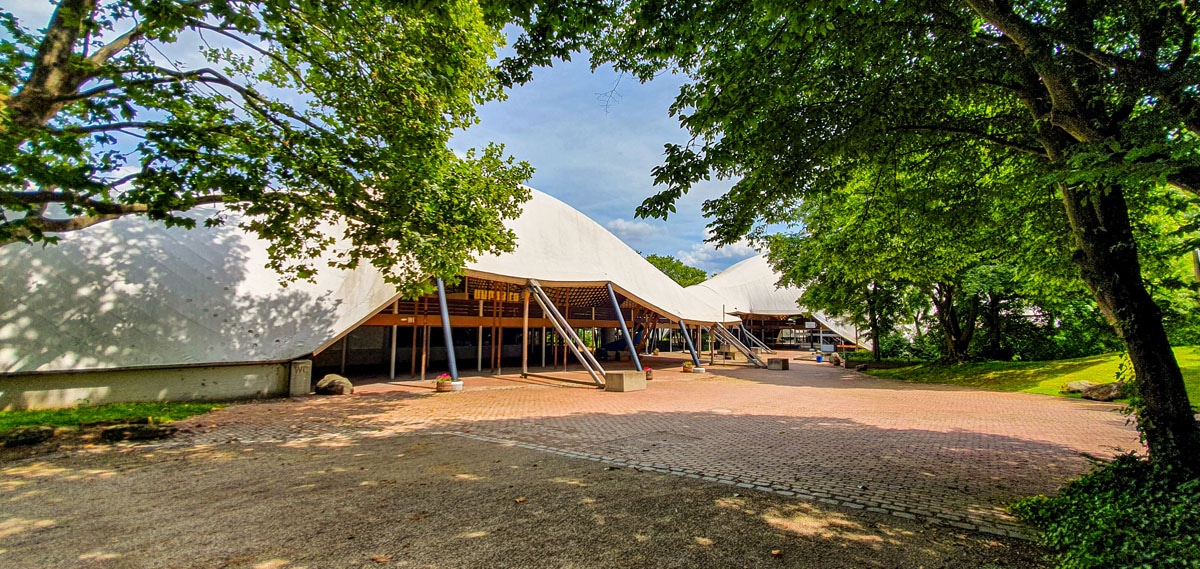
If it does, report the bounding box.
[477,299,484,372]
[340,336,348,374]
[389,300,398,380]
[420,297,429,380]
[563,290,571,370]
[410,300,419,377]
[522,288,530,376]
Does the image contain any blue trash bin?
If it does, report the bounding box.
[816,355,823,363]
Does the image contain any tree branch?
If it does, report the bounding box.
[88,23,143,66]
[890,125,1048,157]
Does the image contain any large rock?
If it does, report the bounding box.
[315,374,354,395]
[1,426,56,447]
[1061,380,1097,394]
[1082,382,1127,402]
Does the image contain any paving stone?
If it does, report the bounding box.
[165,351,1138,541]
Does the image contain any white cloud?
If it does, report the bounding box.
[676,230,759,273]
[605,218,663,242]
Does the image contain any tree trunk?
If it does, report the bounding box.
[931,282,978,363]
[868,283,881,362]
[982,293,1003,359]
[1062,181,1200,473]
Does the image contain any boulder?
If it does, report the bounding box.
[315,374,354,395]
[1081,382,1127,402]
[854,364,869,372]
[100,423,178,442]
[1060,380,1097,394]
[1,425,56,447]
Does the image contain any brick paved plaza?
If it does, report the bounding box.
[170,351,1141,538]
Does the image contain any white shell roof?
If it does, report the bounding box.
[686,255,861,343]
[1,188,734,374]
[468,190,734,325]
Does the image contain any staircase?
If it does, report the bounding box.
[713,323,767,368]
[527,279,606,386]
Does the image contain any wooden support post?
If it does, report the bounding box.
[477,299,483,372]
[541,326,546,368]
[420,298,429,381]
[340,336,348,374]
[522,288,530,376]
[411,300,419,378]
[389,300,398,380]
[563,290,571,370]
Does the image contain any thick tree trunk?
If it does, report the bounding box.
[1062,182,1200,473]
[982,293,1003,359]
[931,282,978,363]
[868,283,881,362]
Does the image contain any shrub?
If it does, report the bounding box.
[1012,454,1200,569]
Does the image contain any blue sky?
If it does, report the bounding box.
[11,4,761,274]
[450,58,760,273]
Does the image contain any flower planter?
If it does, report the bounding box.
[435,381,453,392]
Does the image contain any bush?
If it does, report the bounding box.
[1012,454,1200,569]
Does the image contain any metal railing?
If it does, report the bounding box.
[527,279,605,386]
[713,323,767,368]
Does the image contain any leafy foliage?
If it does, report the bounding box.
[0,0,580,296]
[1013,454,1200,569]
[589,0,1200,469]
[644,253,708,287]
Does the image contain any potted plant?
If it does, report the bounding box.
[643,366,654,380]
[435,373,453,392]
[682,361,695,373]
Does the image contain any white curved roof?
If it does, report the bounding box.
[1,188,733,374]
[0,209,398,374]
[468,190,734,325]
[687,255,861,343]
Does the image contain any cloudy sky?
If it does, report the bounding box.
[11,4,762,274]
[449,58,760,274]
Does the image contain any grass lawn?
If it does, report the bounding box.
[864,346,1200,403]
[0,401,224,434]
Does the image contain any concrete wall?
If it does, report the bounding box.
[0,363,292,411]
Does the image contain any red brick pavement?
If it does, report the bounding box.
[172,351,1141,538]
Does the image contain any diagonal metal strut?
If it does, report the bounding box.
[527,279,605,386]
[713,323,766,368]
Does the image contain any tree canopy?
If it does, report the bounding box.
[592,0,1200,471]
[644,253,708,286]
[0,0,607,296]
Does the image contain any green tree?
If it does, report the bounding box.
[0,0,597,296]
[644,253,708,286]
[596,0,1200,472]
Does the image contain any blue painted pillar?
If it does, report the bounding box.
[605,283,643,371]
[679,320,701,367]
[436,278,459,381]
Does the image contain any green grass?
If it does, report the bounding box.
[0,402,224,434]
[864,346,1200,403]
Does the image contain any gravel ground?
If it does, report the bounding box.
[0,432,1045,568]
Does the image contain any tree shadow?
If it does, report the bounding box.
[156,394,1134,535]
[0,425,1049,568]
[1,210,349,374]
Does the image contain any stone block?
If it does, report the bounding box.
[289,359,313,397]
[604,371,646,392]
[767,358,789,371]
